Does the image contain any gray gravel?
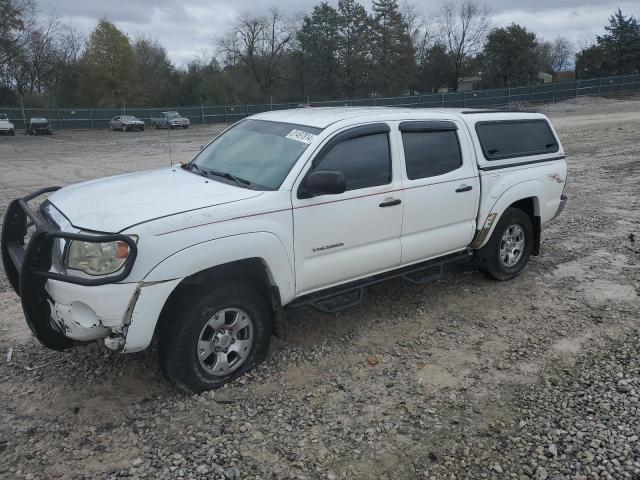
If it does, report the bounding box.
[0,95,639,479]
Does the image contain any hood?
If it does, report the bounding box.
[48,167,263,232]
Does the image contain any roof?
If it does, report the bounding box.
[251,107,466,129]
[250,106,545,129]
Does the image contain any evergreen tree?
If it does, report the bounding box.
[576,9,640,77]
[370,0,416,96]
[482,23,540,88]
[297,3,341,99]
[417,42,452,92]
[336,0,370,98]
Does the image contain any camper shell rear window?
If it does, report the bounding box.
[475,120,559,161]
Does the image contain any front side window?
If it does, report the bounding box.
[313,132,391,191]
[402,130,462,179]
[193,119,322,190]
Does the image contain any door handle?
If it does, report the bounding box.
[455,185,472,193]
[379,199,401,207]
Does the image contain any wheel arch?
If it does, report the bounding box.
[155,257,285,337]
[472,180,543,252]
[146,232,295,341]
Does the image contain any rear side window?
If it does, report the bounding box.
[401,130,462,179]
[476,120,559,160]
[315,133,391,191]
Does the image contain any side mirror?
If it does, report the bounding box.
[299,170,346,198]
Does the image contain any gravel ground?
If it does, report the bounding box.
[0,96,639,480]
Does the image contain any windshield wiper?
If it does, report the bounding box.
[206,169,252,188]
[180,162,205,174]
[181,163,252,189]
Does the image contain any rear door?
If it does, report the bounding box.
[292,123,404,294]
[398,120,480,264]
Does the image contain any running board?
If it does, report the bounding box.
[288,250,472,314]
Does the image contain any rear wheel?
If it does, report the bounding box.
[152,122,158,129]
[159,283,272,394]
[479,207,533,281]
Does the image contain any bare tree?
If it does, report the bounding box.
[7,14,81,97]
[538,36,574,75]
[436,0,490,90]
[219,8,292,97]
[400,0,433,66]
[549,36,573,73]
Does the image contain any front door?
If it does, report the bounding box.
[292,123,404,294]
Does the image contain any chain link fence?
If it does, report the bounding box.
[2,74,639,131]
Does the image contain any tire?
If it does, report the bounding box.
[183,125,189,129]
[153,122,158,129]
[140,126,145,131]
[159,282,272,394]
[110,124,114,131]
[122,125,128,132]
[479,207,533,281]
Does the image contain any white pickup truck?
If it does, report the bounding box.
[1,107,567,393]
[0,113,15,135]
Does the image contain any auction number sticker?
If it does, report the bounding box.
[286,129,317,144]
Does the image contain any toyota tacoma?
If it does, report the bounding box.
[1,107,567,393]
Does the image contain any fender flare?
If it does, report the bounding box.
[143,231,296,304]
[472,180,542,250]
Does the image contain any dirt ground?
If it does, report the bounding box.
[0,97,639,480]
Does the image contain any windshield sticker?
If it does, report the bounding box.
[286,129,317,144]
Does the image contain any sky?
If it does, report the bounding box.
[35,0,640,67]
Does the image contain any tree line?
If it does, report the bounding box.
[1,0,639,108]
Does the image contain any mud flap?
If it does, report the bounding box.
[270,285,287,340]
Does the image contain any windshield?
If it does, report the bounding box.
[166,112,181,119]
[0,114,7,120]
[192,119,322,190]
[31,117,47,122]
[121,116,137,121]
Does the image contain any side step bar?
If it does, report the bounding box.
[288,250,473,314]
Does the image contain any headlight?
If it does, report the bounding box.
[67,235,137,276]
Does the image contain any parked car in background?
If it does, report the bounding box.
[1,107,567,393]
[0,113,15,136]
[25,117,53,135]
[109,115,145,132]
[150,111,190,129]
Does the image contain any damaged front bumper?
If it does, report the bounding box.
[45,278,180,352]
[0,187,172,352]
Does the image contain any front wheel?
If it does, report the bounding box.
[183,125,189,129]
[159,283,272,394]
[478,207,533,281]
